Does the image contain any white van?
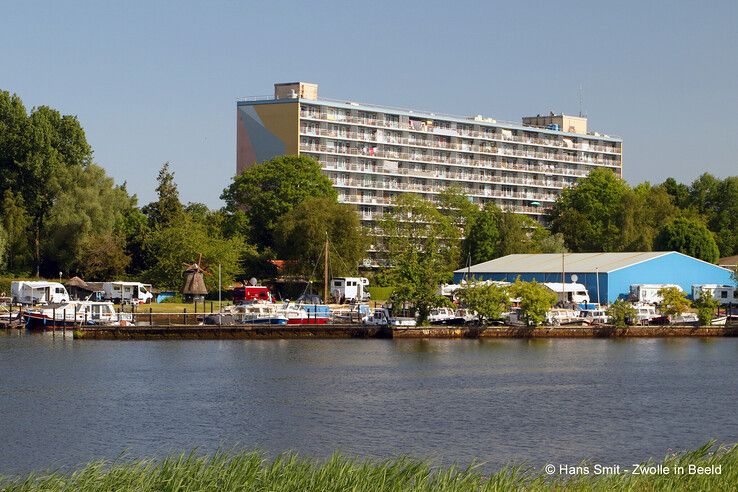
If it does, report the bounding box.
[102,281,154,305]
[330,277,370,303]
[11,281,70,305]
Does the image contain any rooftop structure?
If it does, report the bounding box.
[237,82,623,265]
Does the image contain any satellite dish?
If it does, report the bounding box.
[249,277,258,286]
[570,274,578,283]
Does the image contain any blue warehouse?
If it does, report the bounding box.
[453,252,735,304]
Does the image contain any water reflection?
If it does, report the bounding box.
[0,334,737,475]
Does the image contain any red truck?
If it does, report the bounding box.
[233,285,272,304]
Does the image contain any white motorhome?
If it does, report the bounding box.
[692,284,738,305]
[11,281,70,305]
[543,282,590,304]
[629,284,682,304]
[330,277,370,303]
[102,281,154,305]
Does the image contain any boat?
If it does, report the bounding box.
[278,301,331,325]
[23,301,132,329]
[331,303,371,323]
[428,307,466,325]
[455,308,479,324]
[578,308,610,325]
[545,308,582,325]
[365,308,416,327]
[206,302,287,325]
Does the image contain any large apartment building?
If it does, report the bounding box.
[237,82,622,262]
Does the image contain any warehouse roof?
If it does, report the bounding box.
[455,252,674,274]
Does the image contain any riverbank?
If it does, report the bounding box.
[0,443,734,491]
[67,323,738,339]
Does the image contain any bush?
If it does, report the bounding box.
[606,299,637,326]
[693,290,719,325]
[367,286,394,302]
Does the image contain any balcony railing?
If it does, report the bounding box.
[299,110,622,154]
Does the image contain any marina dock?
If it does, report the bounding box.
[69,323,738,339]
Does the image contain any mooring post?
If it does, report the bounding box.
[149,307,153,326]
[62,309,66,335]
[210,301,213,314]
[184,308,187,325]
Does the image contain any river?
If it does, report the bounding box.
[1,330,737,474]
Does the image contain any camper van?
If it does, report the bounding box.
[692,284,738,305]
[102,281,154,305]
[629,284,683,304]
[11,281,70,305]
[330,277,370,303]
[543,282,590,305]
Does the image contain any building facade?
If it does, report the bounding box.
[452,252,735,304]
[237,82,623,262]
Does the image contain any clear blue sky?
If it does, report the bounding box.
[3,0,737,208]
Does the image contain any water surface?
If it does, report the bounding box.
[1,331,737,474]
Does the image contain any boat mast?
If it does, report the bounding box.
[324,234,329,303]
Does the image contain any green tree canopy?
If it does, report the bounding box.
[692,289,719,326]
[275,197,366,278]
[456,281,510,322]
[509,279,557,326]
[657,286,691,318]
[654,217,720,263]
[221,155,336,249]
[549,168,630,252]
[606,299,637,327]
[380,194,459,324]
[143,162,184,228]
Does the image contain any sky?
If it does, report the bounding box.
[2,0,737,208]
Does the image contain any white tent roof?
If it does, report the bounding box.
[455,252,671,275]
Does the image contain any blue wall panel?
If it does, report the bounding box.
[606,252,733,302]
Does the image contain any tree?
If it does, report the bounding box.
[40,163,138,276]
[606,299,637,327]
[143,162,183,228]
[0,190,31,273]
[654,217,720,263]
[549,168,629,252]
[456,282,510,323]
[142,216,248,291]
[0,222,7,272]
[660,177,690,209]
[76,233,131,279]
[275,197,366,277]
[657,286,691,319]
[692,289,719,326]
[221,155,336,248]
[462,203,500,265]
[0,95,92,275]
[380,194,460,324]
[509,279,557,326]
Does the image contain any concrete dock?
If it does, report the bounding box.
[70,323,738,339]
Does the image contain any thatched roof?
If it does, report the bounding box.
[66,276,88,289]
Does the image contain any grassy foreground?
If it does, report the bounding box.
[1,443,735,491]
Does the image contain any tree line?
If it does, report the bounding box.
[2,90,736,296]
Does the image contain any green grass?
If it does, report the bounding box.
[1,442,735,491]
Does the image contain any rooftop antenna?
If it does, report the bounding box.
[578,84,584,117]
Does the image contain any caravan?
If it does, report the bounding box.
[11,281,70,305]
[330,277,370,303]
[102,281,154,305]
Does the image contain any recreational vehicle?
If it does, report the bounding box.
[11,281,70,305]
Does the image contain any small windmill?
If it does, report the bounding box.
[181,253,211,302]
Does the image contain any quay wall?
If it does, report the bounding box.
[71,324,738,340]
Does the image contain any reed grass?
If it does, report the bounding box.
[1,442,735,491]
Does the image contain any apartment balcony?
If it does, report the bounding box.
[321,162,566,190]
[299,109,622,155]
[299,142,620,172]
